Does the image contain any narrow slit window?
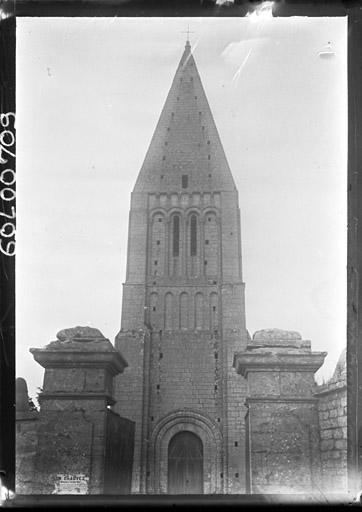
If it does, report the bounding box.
[173,215,180,257]
[182,174,188,188]
[190,215,197,256]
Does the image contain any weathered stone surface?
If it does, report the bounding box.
[40,326,117,353]
[16,377,39,494]
[56,326,106,342]
[314,348,347,492]
[16,329,134,495]
[253,328,302,341]
[16,377,30,412]
[236,335,324,493]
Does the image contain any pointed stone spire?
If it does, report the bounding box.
[134,42,236,193]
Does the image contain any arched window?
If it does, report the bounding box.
[180,292,189,330]
[165,292,173,330]
[195,292,203,329]
[173,215,180,257]
[190,214,197,256]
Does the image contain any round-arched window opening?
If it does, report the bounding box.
[172,215,180,257]
[190,214,197,256]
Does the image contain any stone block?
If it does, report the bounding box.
[332,428,343,439]
[334,439,347,450]
[321,439,334,451]
[331,450,341,459]
[321,429,333,439]
[337,416,347,427]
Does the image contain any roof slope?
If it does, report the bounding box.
[134,41,236,194]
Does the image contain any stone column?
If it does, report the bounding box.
[29,326,131,495]
[233,329,326,494]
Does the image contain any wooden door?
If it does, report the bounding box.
[167,431,203,494]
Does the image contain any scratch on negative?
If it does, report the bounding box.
[232,48,253,85]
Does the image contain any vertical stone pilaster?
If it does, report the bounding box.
[234,329,326,495]
[20,326,133,495]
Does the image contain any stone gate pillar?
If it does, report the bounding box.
[27,326,134,495]
[233,329,326,494]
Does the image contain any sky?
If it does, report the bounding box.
[16,16,347,401]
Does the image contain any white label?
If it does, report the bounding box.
[53,474,89,495]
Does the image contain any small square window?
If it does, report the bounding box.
[160,175,164,180]
[158,218,162,222]
[204,260,208,265]
[205,240,209,245]
[156,240,160,245]
[182,175,188,188]
[154,260,158,265]
[234,441,238,447]
[152,306,156,311]
[162,156,166,161]
[235,473,239,478]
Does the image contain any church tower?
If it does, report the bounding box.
[114,40,249,494]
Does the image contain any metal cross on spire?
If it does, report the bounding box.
[181,24,194,43]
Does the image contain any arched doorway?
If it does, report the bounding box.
[167,431,203,494]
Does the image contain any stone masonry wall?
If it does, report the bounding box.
[146,330,224,493]
[114,330,148,493]
[315,349,347,492]
[16,413,39,494]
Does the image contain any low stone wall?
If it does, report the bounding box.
[15,378,39,494]
[314,349,347,493]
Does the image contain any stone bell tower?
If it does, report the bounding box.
[114,40,249,494]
